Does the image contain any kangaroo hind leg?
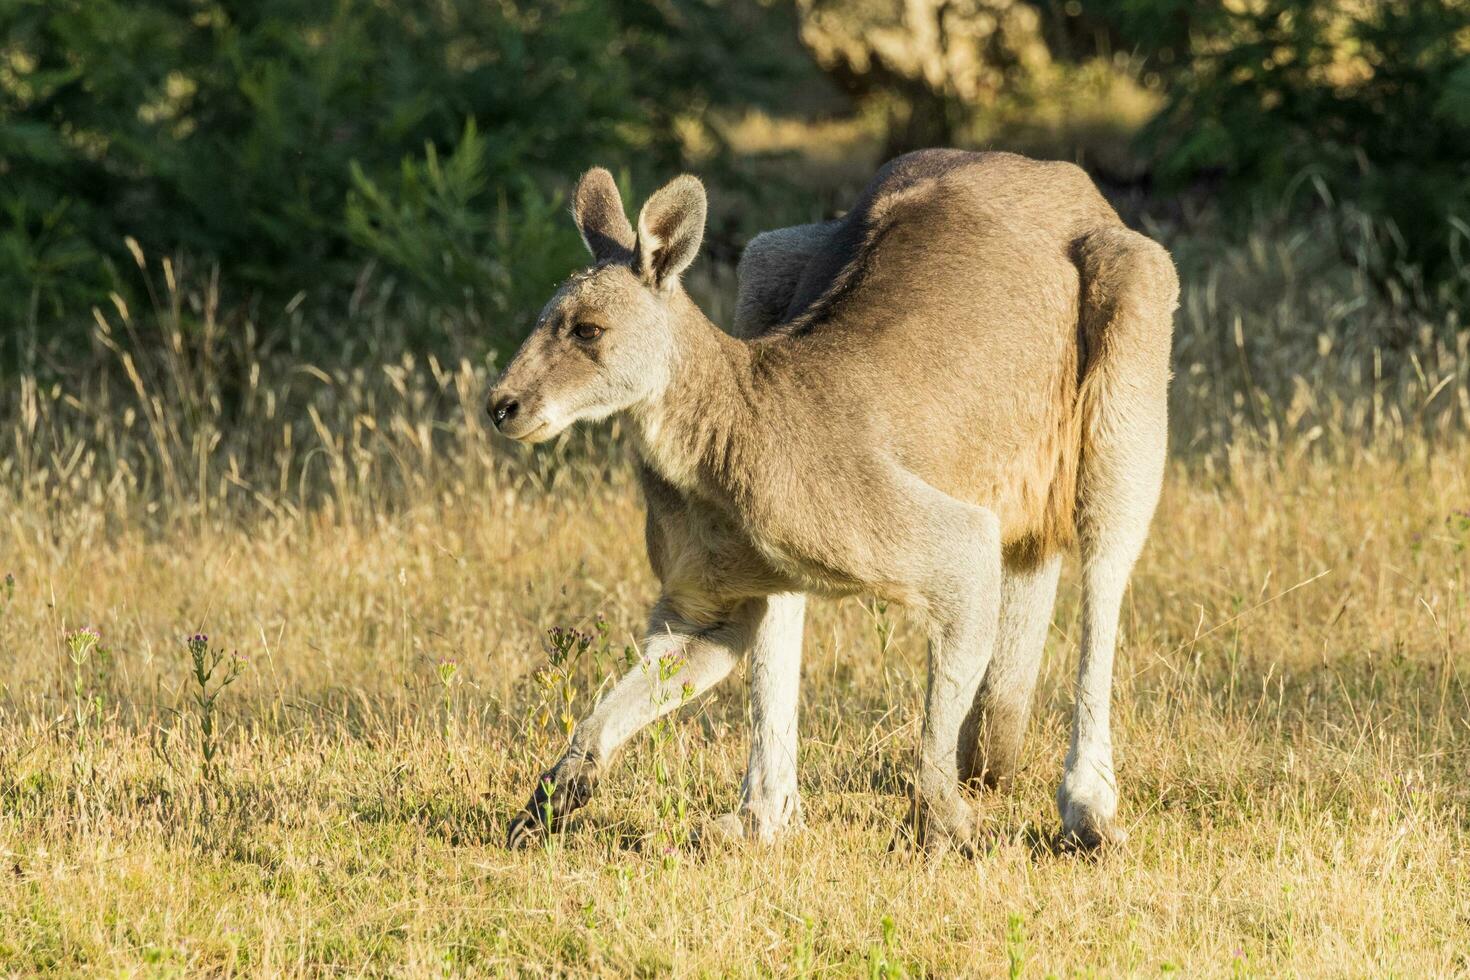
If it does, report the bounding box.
[958,554,1061,791]
[1056,226,1177,850]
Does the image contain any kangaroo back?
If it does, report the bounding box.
[729,157,1178,570]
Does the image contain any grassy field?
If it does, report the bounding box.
[2,221,1470,974]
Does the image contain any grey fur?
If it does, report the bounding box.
[492,150,1178,852]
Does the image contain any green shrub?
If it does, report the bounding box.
[1116,0,1470,307]
[0,0,652,360]
[344,121,596,356]
[0,0,810,364]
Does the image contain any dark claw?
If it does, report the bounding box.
[505,763,598,850]
[888,792,981,858]
[1055,812,1128,856]
[505,808,541,850]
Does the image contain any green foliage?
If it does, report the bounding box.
[1123,0,1470,305]
[605,0,814,150]
[0,0,807,361]
[1,0,766,356]
[185,633,243,784]
[344,120,590,351]
[11,0,1467,349]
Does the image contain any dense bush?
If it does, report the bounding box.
[8,0,1469,361]
[1114,0,1470,307]
[0,0,802,362]
[1,1,626,336]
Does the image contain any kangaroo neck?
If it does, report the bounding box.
[628,292,761,499]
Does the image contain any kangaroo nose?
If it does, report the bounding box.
[489,395,519,429]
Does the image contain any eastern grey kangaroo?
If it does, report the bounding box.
[489,150,1178,852]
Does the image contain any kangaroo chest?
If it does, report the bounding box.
[638,467,799,622]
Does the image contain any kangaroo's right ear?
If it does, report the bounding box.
[572,168,636,263]
[634,174,707,290]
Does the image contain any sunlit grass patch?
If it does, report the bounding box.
[1,228,1468,973]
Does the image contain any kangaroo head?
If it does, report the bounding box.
[487,168,707,443]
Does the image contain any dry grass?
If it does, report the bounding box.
[2,222,1469,975]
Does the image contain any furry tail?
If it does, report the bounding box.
[1069,227,1179,541]
[1005,227,1177,570]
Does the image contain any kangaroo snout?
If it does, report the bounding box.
[486,386,555,442]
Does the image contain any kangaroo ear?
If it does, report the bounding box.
[635,175,707,288]
[572,168,635,263]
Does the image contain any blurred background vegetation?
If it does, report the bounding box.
[3,0,1469,374]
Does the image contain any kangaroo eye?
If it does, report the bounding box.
[571,322,604,342]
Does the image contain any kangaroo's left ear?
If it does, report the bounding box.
[634,175,707,289]
[573,167,636,263]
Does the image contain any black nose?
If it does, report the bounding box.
[489,395,519,429]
